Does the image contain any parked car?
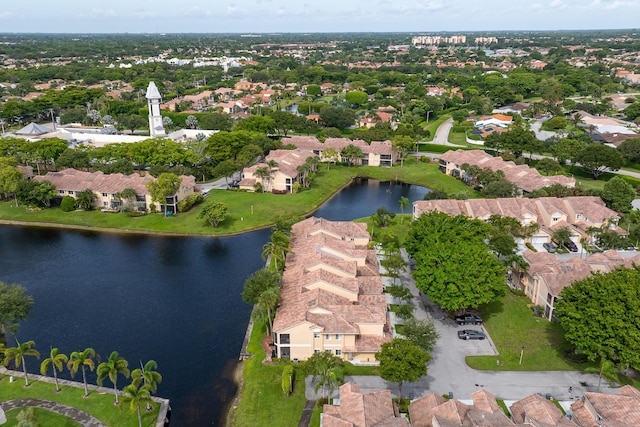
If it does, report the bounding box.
[564,241,578,252]
[457,330,486,340]
[455,314,483,325]
[543,242,557,253]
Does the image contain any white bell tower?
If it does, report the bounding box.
[146,82,165,137]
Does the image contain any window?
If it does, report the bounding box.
[552,217,559,222]
[576,214,582,219]
[335,334,341,340]
[314,333,320,339]
[335,349,342,356]
[102,193,108,197]
[325,334,331,340]
[314,349,320,354]
[103,202,108,206]
[58,190,64,194]
[280,334,290,344]
[68,191,74,195]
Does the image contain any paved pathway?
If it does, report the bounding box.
[0,398,107,427]
[297,400,316,427]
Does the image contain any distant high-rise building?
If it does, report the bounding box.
[411,35,466,46]
[146,81,165,137]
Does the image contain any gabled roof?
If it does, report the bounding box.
[145,81,161,100]
[15,122,50,135]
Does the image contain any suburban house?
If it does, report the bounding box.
[509,393,575,426]
[474,113,513,128]
[33,168,196,213]
[515,249,640,321]
[322,383,409,427]
[238,149,316,193]
[413,196,623,248]
[281,136,397,167]
[437,150,576,194]
[272,217,391,363]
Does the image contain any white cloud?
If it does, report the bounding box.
[550,0,567,8]
[530,3,543,10]
[181,7,212,17]
[76,8,118,19]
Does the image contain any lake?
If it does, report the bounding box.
[0,179,428,425]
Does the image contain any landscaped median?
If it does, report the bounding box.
[0,160,477,236]
[0,368,168,427]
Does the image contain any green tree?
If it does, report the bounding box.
[601,176,636,213]
[551,138,586,165]
[345,90,369,107]
[146,173,181,218]
[97,351,130,404]
[262,230,290,272]
[320,107,356,129]
[306,84,322,97]
[40,346,68,392]
[0,165,25,205]
[398,196,410,223]
[114,187,138,212]
[198,201,228,227]
[551,227,573,246]
[398,318,440,353]
[235,115,276,134]
[269,111,300,136]
[304,351,344,401]
[117,114,147,132]
[4,339,40,386]
[555,266,640,368]
[392,136,414,168]
[381,253,406,285]
[405,212,507,312]
[241,269,281,305]
[536,158,564,176]
[121,384,153,427]
[75,189,97,211]
[618,138,640,163]
[321,147,338,170]
[623,102,640,121]
[131,360,162,395]
[67,348,97,397]
[0,282,33,340]
[575,144,625,179]
[376,338,430,400]
[340,144,363,167]
[482,180,518,198]
[451,109,469,124]
[374,207,396,228]
[253,286,280,335]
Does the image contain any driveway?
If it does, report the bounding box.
[305,249,614,402]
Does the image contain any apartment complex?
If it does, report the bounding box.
[238,148,316,193]
[281,136,396,167]
[272,217,391,363]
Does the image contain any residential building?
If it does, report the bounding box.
[571,385,640,426]
[510,393,576,426]
[238,149,316,193]
[281,136,397,167]
[409,388,515,426]
[474,114,514,128]
[322,383,409,427]
[516,249,640,320]
[437,150,576,194]
[34,168,196,214]
[272,217,391,363]
[146,82,165,137]
[413,196,622,248]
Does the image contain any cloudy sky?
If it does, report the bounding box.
[2,0,639,33]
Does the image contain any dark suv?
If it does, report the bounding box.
[455,314,483,325]
[458,330,486,340]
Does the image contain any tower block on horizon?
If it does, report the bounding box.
[146,81,166,137]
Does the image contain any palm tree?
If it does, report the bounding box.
[67,348,97,397]
[4,339,40,386]
[254,166,270,193]
[97,351,130,404]
[131,360,162,410]
[257,286,280,334]
[115,187,137,212]
[121,383,153,427]
[266,160,279,191]
[398,196,409,223]
[262,230,290,272]
[40,346,68,392]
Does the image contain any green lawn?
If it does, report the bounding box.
[4,407,81,427]
[0,161,476,236]
[423,115,451,141]
[466,292,593,371]
[230,321,306,427]
[0,375,160,427]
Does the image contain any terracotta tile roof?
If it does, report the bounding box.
[34,168,195,196]
[571,385,640,427]
[322,383,410,427]
[438,150,575,192]
[510,394,569,425]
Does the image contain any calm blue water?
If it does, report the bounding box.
[0,180,427,426]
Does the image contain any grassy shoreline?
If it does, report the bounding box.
[0,161,476,237]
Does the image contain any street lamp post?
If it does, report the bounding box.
[519,345,525,365]
[426,110,433,124]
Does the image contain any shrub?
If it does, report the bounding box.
[60,196,76,212]
[281,365,294,395]
[525,242,537,252]
[177,193,205,213]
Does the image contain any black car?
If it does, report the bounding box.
[543,242,557,253]
[564,241,578,252]
[457,330,486,340]
[455,314,483,325]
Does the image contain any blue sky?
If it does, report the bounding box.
[2,0,639,33]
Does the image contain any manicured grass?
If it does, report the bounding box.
[0,375,160,427]
[309,402,322,427]
[342,364,380,376]
[4,407,81,427]
[231,321,306,427]
[466,292,593,371]
[0,161,477,236]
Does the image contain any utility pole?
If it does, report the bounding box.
[0,118,5,134]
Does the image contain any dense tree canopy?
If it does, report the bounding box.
[0,282,34,338]
[556,266,640,368]
[601,176,636,213]
[575,144,625,179]
[406,211,507,312]
[376,338,430,400]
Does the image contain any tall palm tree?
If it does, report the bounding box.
[97,351,130,404]
[4,339,40,386]
[40,346,68,392]
[67,348,97,397]
[398,196,409,223]
[257,286,280,334]
[131,360,162,394]
[121,383,153,427]
[254,166,270,193]
[262,230,290,272]
[266,160,279,191]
